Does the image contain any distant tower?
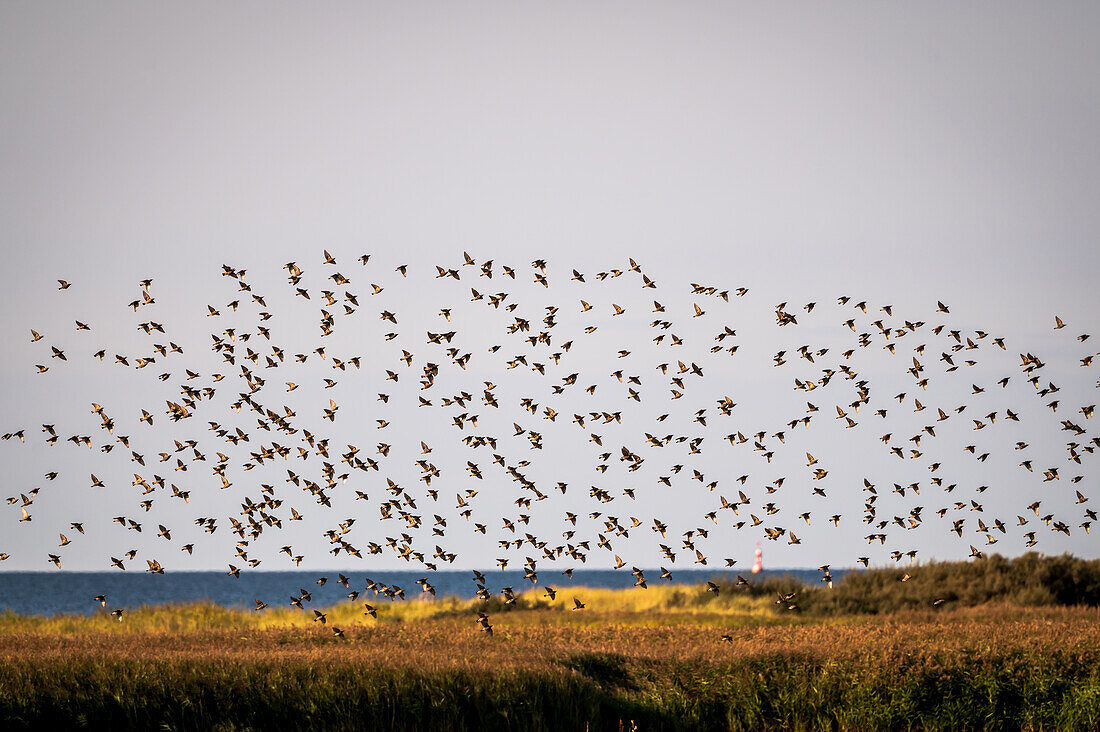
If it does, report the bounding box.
[751,542,762,574]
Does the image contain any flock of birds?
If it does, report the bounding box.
[3,252,1098,638]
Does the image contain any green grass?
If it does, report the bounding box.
[2,640,1098,730]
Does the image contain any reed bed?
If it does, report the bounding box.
[1,598,1099,730]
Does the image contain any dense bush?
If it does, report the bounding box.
[713,553,1100,615]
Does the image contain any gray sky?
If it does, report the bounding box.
[1,2,1098,572]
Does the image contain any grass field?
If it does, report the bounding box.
[2,584,1100,730]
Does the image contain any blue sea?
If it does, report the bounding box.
[0,568,842,616]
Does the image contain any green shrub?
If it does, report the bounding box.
[710,553,1100,615]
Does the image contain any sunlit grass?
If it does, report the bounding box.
[0,583,787,634]
[8,553,1097,636]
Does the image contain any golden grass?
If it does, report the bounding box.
[0,583,784,634]
[2,589,1098,664]
[0,604,1096,677]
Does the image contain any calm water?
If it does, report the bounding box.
[0,568,841,616]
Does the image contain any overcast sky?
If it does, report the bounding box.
[1,2,1098,572]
